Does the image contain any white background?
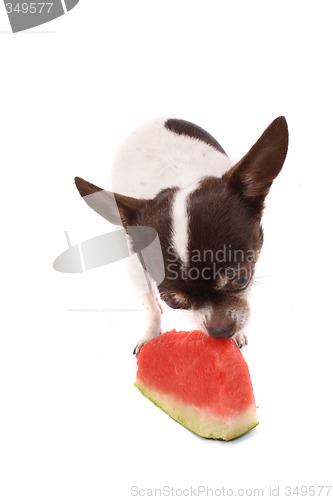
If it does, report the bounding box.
[0,1,332,499]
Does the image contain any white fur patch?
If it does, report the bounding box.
[111,118,231,199]
[171,184,198,266]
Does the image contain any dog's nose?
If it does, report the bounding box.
[206,323,235,339]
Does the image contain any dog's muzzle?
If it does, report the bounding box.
[205,321,235,339]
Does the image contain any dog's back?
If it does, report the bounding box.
[111,118,232,199]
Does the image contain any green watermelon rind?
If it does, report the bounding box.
[135,381,259,441]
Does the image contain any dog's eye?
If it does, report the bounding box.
[169,297,189,309]
[231,277,249,289]
[229,269,252,290]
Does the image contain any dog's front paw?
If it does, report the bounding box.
[133,331,161,356]
[133,338,149,356]
[233,331,248,348]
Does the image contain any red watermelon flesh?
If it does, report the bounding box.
[135,330,258,440]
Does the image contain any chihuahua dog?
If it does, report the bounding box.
[75,117,288,354]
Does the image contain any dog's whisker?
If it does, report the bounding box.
[179,308,189,321]
[253,275,272,281]
[253,280,266,288]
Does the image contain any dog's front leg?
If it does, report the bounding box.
[133,290,162,355]
[233,331,248,348]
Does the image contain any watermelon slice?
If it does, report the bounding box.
[135,330,258,440]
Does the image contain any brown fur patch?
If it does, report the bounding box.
[165,119,227,155]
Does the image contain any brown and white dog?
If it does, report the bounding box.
[75,117,288,354]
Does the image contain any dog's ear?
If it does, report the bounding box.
[224,116,288,212]
[74,177,147,227]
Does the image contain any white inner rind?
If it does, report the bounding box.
[135,382,259,441]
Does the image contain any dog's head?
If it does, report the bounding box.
[75,117,288,338]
